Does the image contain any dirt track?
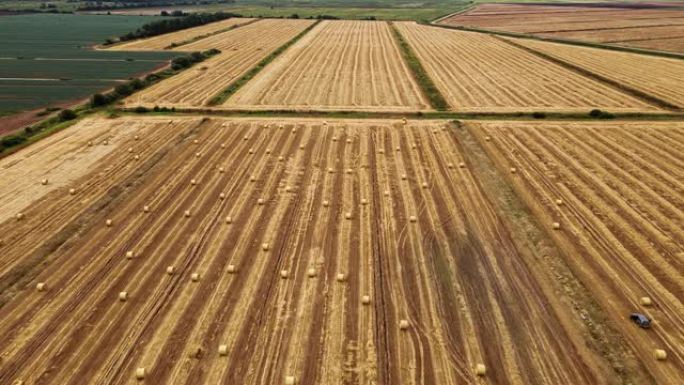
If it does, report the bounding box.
[124,19,314,108]
[223,21,430,112]
[0,116,619,385]
[468,120,684,384]
[394,22,656,112]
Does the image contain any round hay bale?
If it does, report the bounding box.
[307,268,316,277]
[475,364,486,376]
[555,199,563,206]
[219,193,226,200]
[250,175,257,182]
[87,141,93,147]
[396,146,401,152]
[220,144,226,149]
[332,136,337,142]
[184,210,191,218]
[422,182,429,189]
[280,270,289,279]
[126,251,134,260]
[346,139,352,144]
[106,219,113,227]
[299,144,305,150]
[327,168,334,174]
[219,167,225,173]
[41,178,49,185]
[384,190,390,197]
[143,205,150,213]
[243,136,249,141]
[361,198,368,205]
[292,128,297,134]
[379,149,385,154]
[128,147,134,153]
[135,367,146,381]
[336,273,346,282]
[447,163,454,169]
[134,155,140,160]
[654,349,667,360]
[262,243,270,251]
[16,213,25,221]
[166,266,175,275]
[227,264,236,274]
[193,139,199,145]
[134,135,140,141]
[36,282,47,292]
[257,198,265,206]
[345,212,352,220]
[510,167,517,174]
[119,291,128,301]
[103,140,109,145]
[409,216,417,223]
[399,320,409,330]
[191,273,200,282]
[249,148,254,154]
[640,297,652,306]
[485,136,491,142]
[285,376,295,385]
[552,222,561,230]
[190,179,198,186]
[361,295,371,305]
[225,216,233,224]
[459,162,465,168]
[195,152,201,158]
[266,149,271,154]
[278,156,285,162]
[323,200,330,207]
[218,344,228,356]
[401,174,407,180]
[346,168,353,174]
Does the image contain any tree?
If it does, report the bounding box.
[58,109,77,121]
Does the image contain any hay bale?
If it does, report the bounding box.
[401,174,407,180]
[280,270,289,279]
[219,167,225,173]
[249,148,254,154]
[219,193,226,200]
[396,146,401,152]
[307,268,316,277]
[327,168,334,174]
[379,149,385,154]
[143,205,150,213]
[227,264,236,274]
[361,198,368,205]
[346,139,352,144]
[336,273,346,282]
[134,135,140,141]
[184,210,191,218]
[361,295,371,305]
[510,167,517,174]
[243,135,249,141]
[409,216,417,223]
[128,147,134,153]
[195,152,201,158]
[640,297,652,306]
[190,179,198,186]
[250,175,257,182]
[345,212,352,220]
[399,320,409,330]
[220,144,226,149]
[299,145,305,150]
[485,136,491,141]
[262,243,270,251]
[654,349,667,360]
[106,219,113,227]
[135,367,146,381]
[459,162,465,168]
[475,364,486,376]
[16,213,24,221]
[332,136,338,142]
[257,198,265,206]
[285,376,295,385]
[119,291,128,301]
[87,141,93,147]
[552,222,561,230]
[166,266,175,275]
[266,149,271,154]
[422,182,429,189]
[346,168,353,174]
[191,273,200,282]
[126,251,134,260]
[36,282,47,292]
[225,216,233,224]
[41,178,49,185]
[103,140,109,145]
[134,155,140,160]
[447,163,454,169]
[323,200,330,207]
[555,199,563,206]
[218,344,228,356]
[384,190,390,197]
[193,139,199,144]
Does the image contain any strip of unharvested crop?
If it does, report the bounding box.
[0,116,618,385]
[207,20,321,106]
[123,19,315,108]
[106,18,256,51]
[389,22,448,110]
[468,120,684,384]
[394,22,656,112]
[221,21,431,112]
[503,37,684,109]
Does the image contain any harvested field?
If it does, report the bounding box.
[440,3,684,53]
[505,37,684,109]
[124,19,314,108]
[223,20,430,112]
[393,22,656,112]
[468,120,684,384]
[0,116,620,385]
[106,18,255,51]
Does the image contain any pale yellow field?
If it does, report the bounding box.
[394,22,656,112]
[123,19,315,108]
[504,37,684,109]
[223,20,431,112]
[107,18,255,51]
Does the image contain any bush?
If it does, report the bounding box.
[1,135,27,148]
[134,106,149,113]
[91,93,110,107]
[532,111,546,119]
[58,109,77,121]
[115,83,134,96]
[589,109,615,119]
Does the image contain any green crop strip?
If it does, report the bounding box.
[389,22,449,111]
[207,20,322,106]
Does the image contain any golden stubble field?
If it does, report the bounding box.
[0,116,642,385]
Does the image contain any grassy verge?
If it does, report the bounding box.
[207,20,321,106]
[389,22,449,111]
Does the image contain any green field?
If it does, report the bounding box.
[0,13,177,113]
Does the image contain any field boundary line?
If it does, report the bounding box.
[429,4,475,24]
[167,18,261,50]
[431,23,684,61]
[389,22,449,111]
[499,37,681,112]
[206,20,322,106]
